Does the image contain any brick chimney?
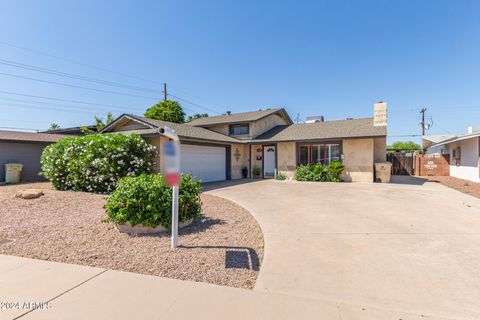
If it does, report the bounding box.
[373,101,387,127]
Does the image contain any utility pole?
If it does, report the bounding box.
[420,107,427,152]
[164,82,167,102]
[420,108,427,136]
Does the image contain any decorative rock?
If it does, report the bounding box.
[15,189,44,199]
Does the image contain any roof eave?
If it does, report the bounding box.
[188,108,293,127]
[253,134,387,144]
[99,114,157,133]
[430,132,480,148]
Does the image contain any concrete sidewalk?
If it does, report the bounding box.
[1,255,434,320]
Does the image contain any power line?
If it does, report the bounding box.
[0,90,139,110]
[0,58,161,94]
[0,102,101,115]
[167,84,231,112]
[167,93,222,114]
[0,40,165,86]
[0,90,199,115]
[0,41,227,115]
[388,134,422,138]
[0,71,160,100]
[0,96,141,114]
[0,118,81,126]
[0,126,39,132]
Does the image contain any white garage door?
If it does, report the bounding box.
[180,144,226,182]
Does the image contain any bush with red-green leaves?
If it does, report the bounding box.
[104,173,202,229]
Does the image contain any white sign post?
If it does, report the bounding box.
[159,126,181,249]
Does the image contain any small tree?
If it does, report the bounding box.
[187,113,208,122]
[387,141,421,152]
[80,112,115,135]
[48,123,61,131]
[144,100,185,123]
[95,112,115,131]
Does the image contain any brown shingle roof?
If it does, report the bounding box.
[0,130,69,143]
[187,108,292,126]
[254,118,387,142]
[109,115,241,144]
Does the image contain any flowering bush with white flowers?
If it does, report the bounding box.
[40,134,157,193]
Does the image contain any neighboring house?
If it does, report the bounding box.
[0,130,68,182]
[41,125,97,136]
[101,102,387,183]
[426,125,480,183]
[423,134,456,155]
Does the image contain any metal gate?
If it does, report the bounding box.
[386,153,414,175]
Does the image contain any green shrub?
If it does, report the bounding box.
[276,172,286,180]
[104,174,202,229]
[295,162,344,182]
[253,167,261,177]
[40,134,157,193]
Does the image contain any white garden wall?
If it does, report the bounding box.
[448,137,480,183]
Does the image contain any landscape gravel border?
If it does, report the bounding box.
[0,182,264,289]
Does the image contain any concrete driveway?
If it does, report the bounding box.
[205,177,480,319]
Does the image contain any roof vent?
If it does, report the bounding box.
[306,115,324,123]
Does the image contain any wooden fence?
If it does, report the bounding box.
[386,153,414,175]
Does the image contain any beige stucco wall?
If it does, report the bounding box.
[202,113,289,140]
[250,114,289,138]
[341,138,374,182]
[374,137,387,163]
[205,124,229,136]
[145,136,168,174]
[250,144,263,177]
[114,119,151,132]
[230,144,249,179]
[277,141,296,178]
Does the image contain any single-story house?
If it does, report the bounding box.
[423,134,457,155]
[101,102,387,183]
[426,125,480,183]
[0,130,68,182]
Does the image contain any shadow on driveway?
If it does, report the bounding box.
[201,179,263,192]
[389,175,429,185]
[179,245,260,271]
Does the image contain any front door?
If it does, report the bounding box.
[263,145,276,177]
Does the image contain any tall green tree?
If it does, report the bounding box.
[387,141,421,151]
[187,113,208,122]
[144,100,185,123]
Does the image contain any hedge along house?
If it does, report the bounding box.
[101,102,387,183]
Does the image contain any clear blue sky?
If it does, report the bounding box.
[1,0,479,144]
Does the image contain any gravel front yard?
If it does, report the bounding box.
[427,176,480,199]
[0,183,264,289]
